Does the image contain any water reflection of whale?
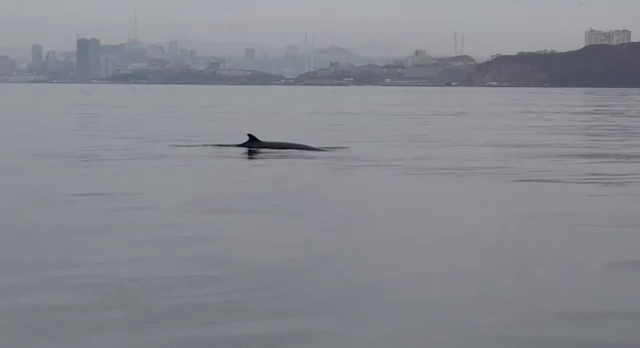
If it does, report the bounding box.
[244,148,319,160]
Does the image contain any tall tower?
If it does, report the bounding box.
[454,32,458,56]
[129,9,139,41]
[311,34,315,71]
[134,10,138,40]
[304,34,309,72]
[460,33,464,55]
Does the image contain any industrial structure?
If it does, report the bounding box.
[454,32,465,56]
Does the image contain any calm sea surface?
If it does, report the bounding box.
[1,84,640,348]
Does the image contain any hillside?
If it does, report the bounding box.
[472,43,640,87]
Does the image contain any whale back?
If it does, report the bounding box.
[237,133,325,151]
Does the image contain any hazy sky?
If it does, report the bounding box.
[1,0,639,56]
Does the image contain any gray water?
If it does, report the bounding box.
[1,84,640,348]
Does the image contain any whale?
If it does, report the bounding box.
[170,133,346,153]
[234,134,326,151]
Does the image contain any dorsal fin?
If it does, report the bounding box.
[247,133,261,143]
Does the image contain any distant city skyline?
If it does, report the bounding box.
[2,0,640,57]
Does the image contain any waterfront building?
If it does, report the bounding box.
[585,29,631,46]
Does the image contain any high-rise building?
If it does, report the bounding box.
[100,55,117,78]
[76,38,102,81]
[45,51,58,71]
[414,49,429,65]
[168,40,179,56]
[31,44,43,71]
[585,29,631,46]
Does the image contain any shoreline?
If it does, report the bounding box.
[0,80,634,88]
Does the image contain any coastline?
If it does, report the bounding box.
[0,81,633,88]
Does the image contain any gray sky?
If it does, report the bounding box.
[1,0,638,56]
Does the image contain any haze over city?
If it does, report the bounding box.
[4,0,640,347]
[2,0,640,57]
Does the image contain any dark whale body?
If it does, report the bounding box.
[170,134,344,153]
[236,134,326,151]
